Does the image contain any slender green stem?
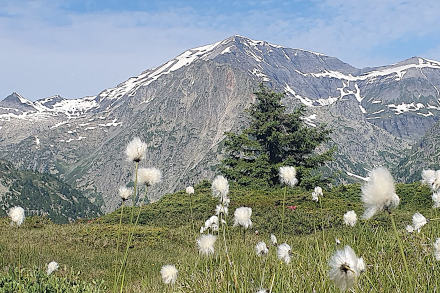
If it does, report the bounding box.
[281,186,287,239]
[120,185,148,292]
[18,227,21,293]
[113,202,125,293]
[389,212,413,290]
[222,219,239,291]
[189,191,195,235]
[117,162,139,291]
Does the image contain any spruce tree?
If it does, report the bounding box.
[219,85,333,188]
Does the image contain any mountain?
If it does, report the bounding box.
[0,159,100,223]
[393,119,440,182]
[1,35,439,212]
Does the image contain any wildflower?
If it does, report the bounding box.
[201,215,219,233]
[279,166,298,187]
[361,167,400,219]
[406,225,414,233]
[255,241,269,256]
[212,175,229,199]
[287,205,297,210]
[434,238,440,261]
[422,169,440,192]
[335,238,341,245]
[343,211,357,227]
[197,234,217,256]
[186,186,195,194]
[8,206,25,226]
[138,167,162,186]
[160,264,178,285]
[357,257,366,273]
[312,192,319,202]
[215,204,228,216]
[277,243,291,264]
[412,212,427,233]
[314,186,323,197]
[270,234,278,246]
[432,191,440,208]
[118,186,131,201]
[257,289,268,293]
[329,245,364,291]
[47,261,59,275]
[233,207,252,229]
[125,137,147,162]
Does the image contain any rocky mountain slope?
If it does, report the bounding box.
[0,159,100,223]
[1,35,439,212]
[393,119,440,182]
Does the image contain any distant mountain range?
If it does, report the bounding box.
[1,35,439,213]
[0,159,100,223]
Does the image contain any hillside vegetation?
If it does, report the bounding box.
[0,159,100,223]
[1,181,439,292]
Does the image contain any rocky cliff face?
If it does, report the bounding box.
[1,35,439,212]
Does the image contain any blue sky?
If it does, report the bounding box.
[1,0,440,100]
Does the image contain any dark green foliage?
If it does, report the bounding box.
[0,160,100,223]
[219,85,333,188]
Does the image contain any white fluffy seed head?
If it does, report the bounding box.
[328,245,364,291]
[434,238,440,261]
[186,186,195,194]
[8,206,25,226]
[432,191,440,208]
[233,207,252,229]
[422,169,440,192]
[118,186,131,200]
[270,234,278,246]
[201,215,219,233]
[406,225,415,233]
[256,289,268,293]
[211,175,229,199]
[197,234,217,256]
[314,186,323,196]
[361,167,400,219]
[255,241,269,257]
[125,137,147,162]
[277,243,291,264]
[312,191,319,202]
[343,211,357,227]
[137,167,162,186]
[47,261,59,275]
[160,264,178,285]
[279,166,298,187]
[412,212,427,232]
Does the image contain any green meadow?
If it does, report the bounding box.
[1,182,440,292]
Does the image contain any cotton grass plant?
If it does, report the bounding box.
[360,167,413,289]
[328,245,365,291]
[8,206,25,289]
[186,186,196,234]
[116,137,163,293]
[279,166,297,239]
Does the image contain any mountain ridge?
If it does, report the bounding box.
[1,35,439,212]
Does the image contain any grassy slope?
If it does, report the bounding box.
[0,182,439,292]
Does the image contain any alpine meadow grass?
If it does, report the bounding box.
[2,180,440,291]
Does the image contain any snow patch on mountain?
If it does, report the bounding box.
[387,102,425,114]
[285,84,338,107]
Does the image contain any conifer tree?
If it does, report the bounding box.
[219,85,333,188]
